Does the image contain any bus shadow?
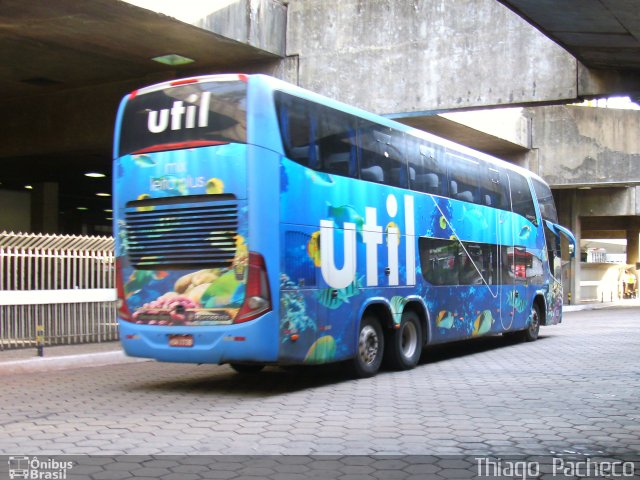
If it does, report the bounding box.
[130,335,548,396]
[420,334,549,365]
[132,363,355,397]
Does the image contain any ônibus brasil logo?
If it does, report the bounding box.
[8,456,74,480]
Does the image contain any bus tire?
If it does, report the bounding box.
[384,310,422,370]
[521,303,541,342]
[349,315,384,378]
[229,363,265,374]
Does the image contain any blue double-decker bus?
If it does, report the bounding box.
[113,74,576,377]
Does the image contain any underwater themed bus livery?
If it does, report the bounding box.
[113,74,576,378]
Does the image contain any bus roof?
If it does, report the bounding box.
[124,73,548,187]
[250,74,547,186]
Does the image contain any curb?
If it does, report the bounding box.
[0,351,150,377]
[563,301,640,313]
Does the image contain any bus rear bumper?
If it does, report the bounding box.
[118,314,278,364]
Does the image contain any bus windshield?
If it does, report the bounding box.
[117,80,247,157]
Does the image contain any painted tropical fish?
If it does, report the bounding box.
[307,231,321,267]
[436,310,455,329]
[439,215,448,230]
[232,235,249,277]
[124,270,168,297]
[136,193,154,212]
[390,296,408,324]
[386,221,400,245]
[507,290,528,313]
[316,278,362,310]
[462,205,489,229]
[201,270,241,307]
[326,203,365,233]
[473,310,494,336]
[175,178,189,196]
[132,154,156,168]
[304,335,337,363]
[519,225,532,240]
[305,169,334,186]
[206,178,224,195]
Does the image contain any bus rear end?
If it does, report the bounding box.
[113,75,277,365]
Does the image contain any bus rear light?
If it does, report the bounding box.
[170,78,199,86]
[115,259,133,322]
[132,140,229,155]
[234,252,271,324]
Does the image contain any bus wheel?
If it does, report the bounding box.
[384,310,422,370]
[229,363,265,374]
[349,315,384,378]
[521,303,541,342]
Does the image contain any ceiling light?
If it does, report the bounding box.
[104,209,113,213]
[25,185,33,190]
[151,54,194,66]
[106,217,113,221]
[85,172,106,178]
[77,207,88,211]
[96,193,111,197]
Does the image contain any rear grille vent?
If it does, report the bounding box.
[124,194,238,270]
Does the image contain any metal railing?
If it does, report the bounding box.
[0,231,118,350]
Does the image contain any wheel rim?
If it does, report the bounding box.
[401,321,418,359]
[358,325,379,366]
[529,309,540,335]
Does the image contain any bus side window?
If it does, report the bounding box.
[358,122,407,187]
[460,241,498,285]
[419,237,459,286]
[316,106,358,178]
[508,172,538,225]
[274,91,357,177]
[408,142,447,196]
[446,152,480,205]
[484,166,510,211]
[275,92,316,168]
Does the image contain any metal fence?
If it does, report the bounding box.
[0,231,118,350]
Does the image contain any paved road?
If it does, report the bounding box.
[1,307,638,460]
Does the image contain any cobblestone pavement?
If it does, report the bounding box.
[0,307,638,461]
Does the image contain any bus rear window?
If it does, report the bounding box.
[118,81,247,157]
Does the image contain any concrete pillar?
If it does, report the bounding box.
[556,189,580,304]
[569,210,581,304]
[627,229,639,268]
[30,182,59,234]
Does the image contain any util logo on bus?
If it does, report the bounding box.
[147,92,211,133]
[321,194,416,289]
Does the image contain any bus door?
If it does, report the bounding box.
[489,167,516,330]
[544,221,576,323]
[512,245,530,326]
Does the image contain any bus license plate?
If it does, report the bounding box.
[168,335,193,347]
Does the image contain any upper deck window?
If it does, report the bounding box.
[508,171,537,225]
[275,91,358,177]
[118,80,247,157]
[532,178,558,223]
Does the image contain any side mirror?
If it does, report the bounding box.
[544,220,577,259]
